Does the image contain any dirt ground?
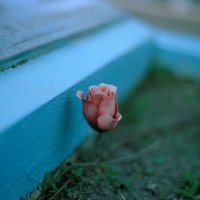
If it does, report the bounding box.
[27,67,200,200]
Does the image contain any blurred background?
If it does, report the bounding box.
[107,0,200,35]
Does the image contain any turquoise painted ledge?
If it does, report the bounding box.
[0,18,153,200]
[154,29,200,80]
[1,6,200,200]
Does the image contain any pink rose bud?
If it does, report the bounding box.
[76,83,122,133]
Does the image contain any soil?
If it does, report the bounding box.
[27,67,200,200]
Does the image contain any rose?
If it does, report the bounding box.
[76,83,122,132]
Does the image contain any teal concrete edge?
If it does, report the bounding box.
[154,29,200,80]
[1,14,200,200]
[0,18,153,200]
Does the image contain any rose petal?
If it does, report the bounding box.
[98,95,116,117]
[100,84,117,96]
[115,98,119,113]
[90,93,103,108]
[107,84,117,95]
[86,92,92,101]
[82,99,98,125]
[97,114,119,130]
[89,86,103,93]
[91,92,108,108]
[87,85,107,108]
[115,112,122,121]
[102,87,108,96]
[76,91,84,99]
[98,83,108,92]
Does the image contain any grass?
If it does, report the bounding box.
[180,171,200,199]
[23,67,200,200]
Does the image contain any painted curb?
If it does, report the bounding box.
[154,29,200,80]
[0,18,153,200]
